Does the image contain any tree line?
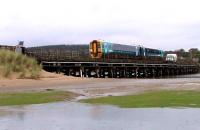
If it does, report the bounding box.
[166,48,200,63]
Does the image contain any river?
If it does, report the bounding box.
[0,102,200,130]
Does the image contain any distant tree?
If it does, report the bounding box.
[179,49,185,52]
[188,48,200,63]
[189,48,199,52]
[189,48,200,58]
[175,49,185,53]
[175,49,190,58]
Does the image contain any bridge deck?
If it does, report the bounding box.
[42,61,199,78]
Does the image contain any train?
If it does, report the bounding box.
[89,40,164,59]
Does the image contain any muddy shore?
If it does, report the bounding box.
[0,72,200,98]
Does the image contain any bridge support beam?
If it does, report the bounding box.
[42,62,199,79]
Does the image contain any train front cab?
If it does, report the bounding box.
[89,40,103,58]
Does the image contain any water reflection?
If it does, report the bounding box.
[0,102,200,130]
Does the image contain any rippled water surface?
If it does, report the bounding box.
[0,102,200,130]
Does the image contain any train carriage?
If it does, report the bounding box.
[90,40,139,59]
[89,40,164,60]
[144,48,164,57]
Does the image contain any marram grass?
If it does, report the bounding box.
[0,49,41,79]
[81,90,200,108]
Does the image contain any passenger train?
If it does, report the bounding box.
[89,40,164,59]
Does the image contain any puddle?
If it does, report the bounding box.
[0,102,200,130]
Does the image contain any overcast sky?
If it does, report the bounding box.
[0,0,200,51]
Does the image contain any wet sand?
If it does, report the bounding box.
[0,72,200,98]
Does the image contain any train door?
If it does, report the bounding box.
[139,47,145,57]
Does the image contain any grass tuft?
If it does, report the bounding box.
[80,90,200,108]
[0,49,41,79]
[0,91,78,106]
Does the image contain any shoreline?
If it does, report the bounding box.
[0,72,200,106]
[0,72,200,99]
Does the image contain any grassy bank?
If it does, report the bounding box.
[0,49,41,79]
[0,91,78,106]
[81,91,200,108]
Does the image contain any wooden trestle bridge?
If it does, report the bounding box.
[42,61,199,78]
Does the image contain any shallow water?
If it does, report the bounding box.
[0,102,200,130]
